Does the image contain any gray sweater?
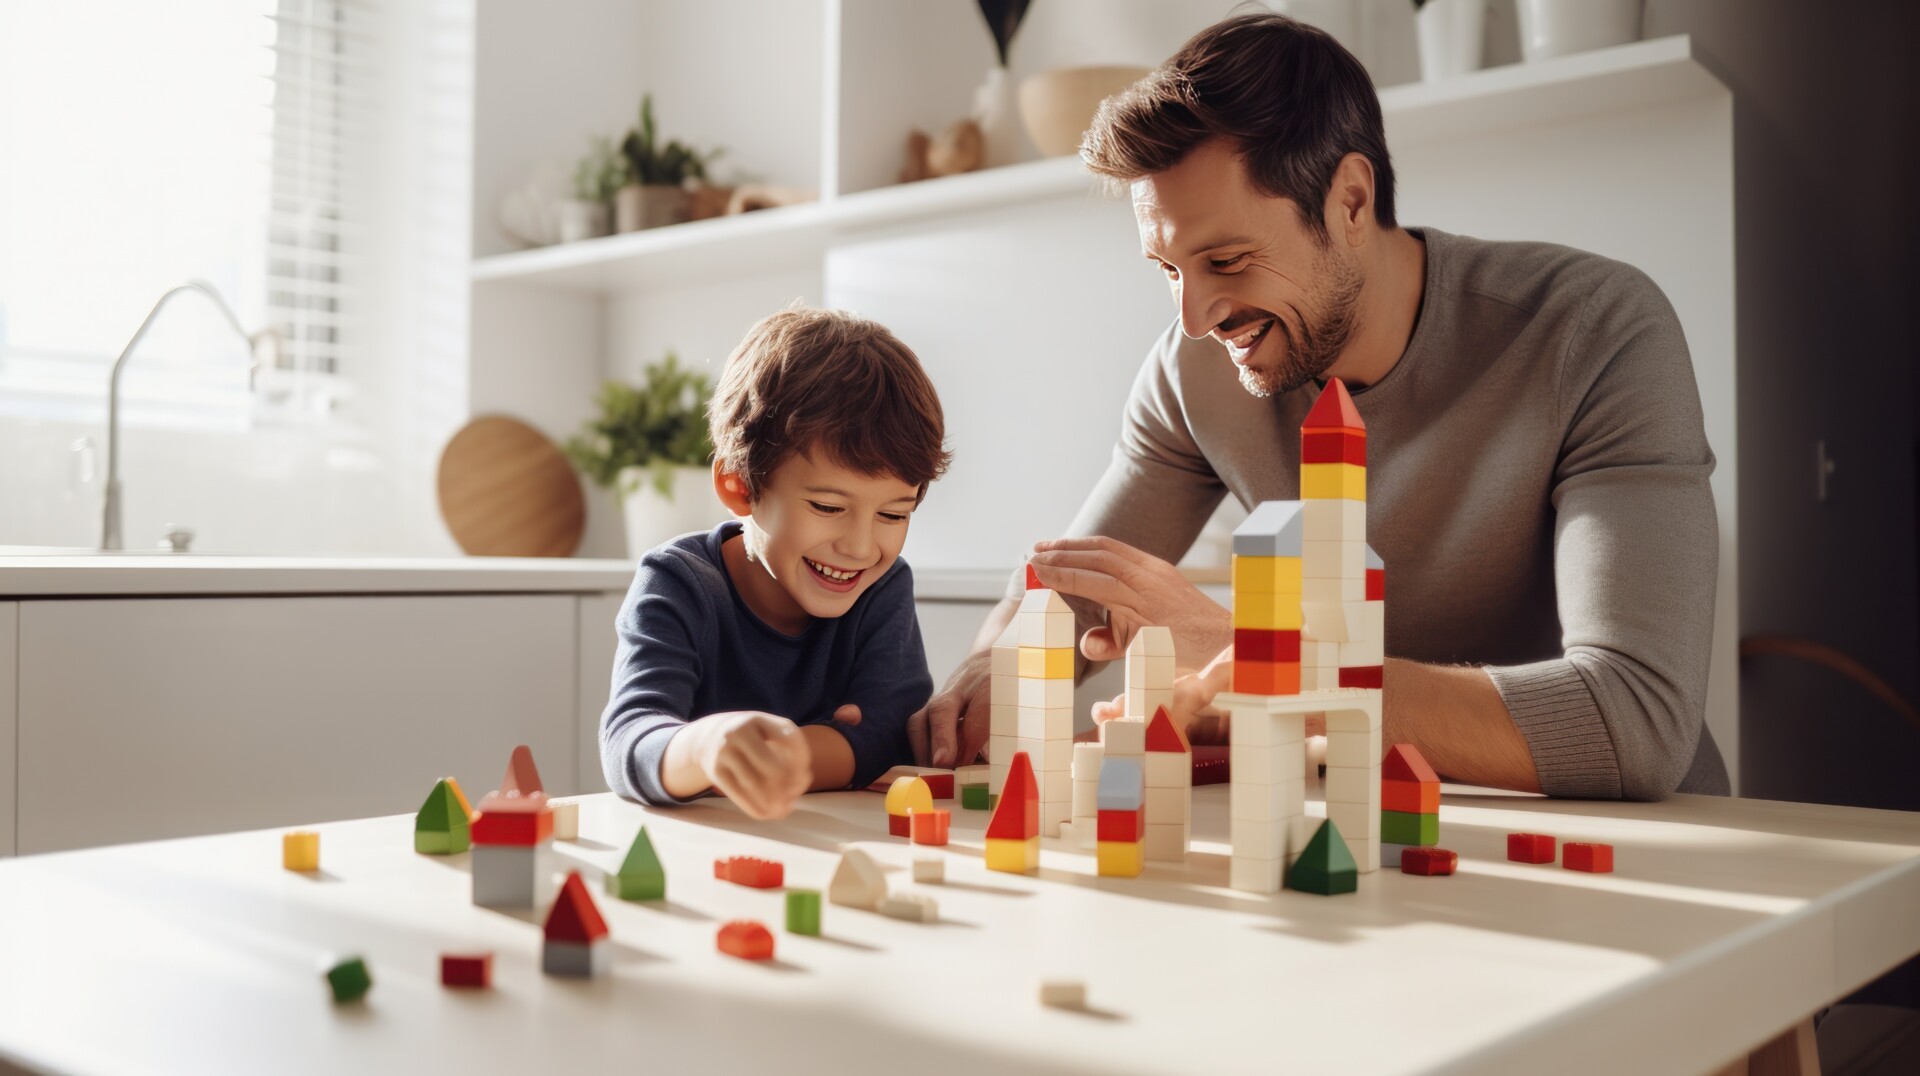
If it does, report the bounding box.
[1062,227,1728,799]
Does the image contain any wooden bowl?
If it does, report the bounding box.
[1017,66,1153,158]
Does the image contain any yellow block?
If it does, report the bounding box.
[446,776,475,821]
[283,830,319,872]
[1301,462,1366,501]
[1232,555,1302,595]
[1017,646,1075,680]
[1096,840,1144,877]
[885,776,933,817]
[1232,595,1303,631]
[985,837,1040,874]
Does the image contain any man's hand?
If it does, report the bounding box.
[1029,536,1232,668]
[673,712,814,820]
[906,650,992,768]
[1089,645,1237,744]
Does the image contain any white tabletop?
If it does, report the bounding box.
[1,786,1916,1076]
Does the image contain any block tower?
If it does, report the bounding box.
[1011,566,1073,835]
[1095,755,1145,877]
[1125,626,1175,720]
[471,745,556,909]
[1380,743,1440,862]
[1143,705,1191,861]
[1219,379,1386,893]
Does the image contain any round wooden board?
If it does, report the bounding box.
[436,415,585,557]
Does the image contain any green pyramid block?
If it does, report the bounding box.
[608,825,666,901]
[414,779,470,855]
[325,956,372,1002]
[1287,819,1358,896]
[1380,810,1438,846]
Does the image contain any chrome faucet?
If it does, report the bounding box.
[100,280,277,551]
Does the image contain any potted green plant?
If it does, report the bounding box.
[564,353,723,558]
[615,95,722,233]
[560,136,628,243]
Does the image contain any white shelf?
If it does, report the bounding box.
[471,35,1717,295]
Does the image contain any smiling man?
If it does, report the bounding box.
[910,12,1729,800]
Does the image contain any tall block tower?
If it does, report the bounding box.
[1013,565,1074,835]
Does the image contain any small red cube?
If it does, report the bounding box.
[909,808,950,846]
[1563,841,1614,873]
[921,773,955,800]
[713,856,784,888]
[888,813,912,838]
[1507,833,1556,864]
[440,952,492,988]
[717,920,774,961]
[1096,807,1144,843]
[1401,847,1457,876]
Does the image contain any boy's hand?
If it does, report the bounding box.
[689,712,814,820]
[1088,646,1239,746]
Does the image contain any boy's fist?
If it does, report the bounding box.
[696,712,814,820]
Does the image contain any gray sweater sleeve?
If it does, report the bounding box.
[599,558,706,806]
[1484,267,1720,801]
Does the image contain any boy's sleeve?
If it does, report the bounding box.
[600,558,708,806]
[817,561,934,789]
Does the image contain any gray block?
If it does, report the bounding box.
[542,939,609,978]
[472,844,539,908]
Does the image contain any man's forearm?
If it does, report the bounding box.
[1381,658,1542,794]
[968,597,1020,654]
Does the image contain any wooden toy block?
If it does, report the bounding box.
[1302,539,1365,580]
[1303,574,1366,602]
[545,871,609,943]
[910,808,951,846]
[1287,820,1358,896]
[1383,743,1440,783]
[1382,779,1440,815]
[913,857,945,883]
[1366,567,1385,601]
[866,766,957,798]
[1039,980,1087,1009]
[1096,839,1144,877]
[1100,717,1146,756]
[1097,807,1144,843]
[1096,757,1144,811]
[608,826,666,901]
[960,784,990,811]
[1327,726,1383,769]
[714,856,785,888]
[1231,660,1300,696]
[1018,645,1075,679]
[1071,742,1105,779]
[1234,628,1301,663]
[1401,847,1457,876]
[283,831,319,872]
[471,808,555,847]
[1144,705,1190,754]
[717,920,774,961]
[471,844,540,908]
[1303,497,1367,542]
[1301,428,1367,466]
[1231,595,1304,632]
[551,800,579,841]
[1563,841,1614,873]
[1507,832,1557,864]
[986,752,1040,839]
[1229,777,1303,822]
[1229,855,1283,893]
[886,775,933,822]
[415,778,471,855]
[1382,842,1412,867]
[1380,810,1440,846]
[1144,752,1190,789]
[1130,625,1175,656]
[324,955,371,1003]
[1017,676,1074,710]
[1144,785,1186,819]
[1301,462,1366,501]
[1338,665,1384,689]
[956,763,989,786]
[828,849,886,909]
[440,952,492,989]
[1230,740,1306,785]
[543,939,610,979]
[991,629,1019,676]
[1302,376,1365,430]
[501,743,545,797]
[922,772,955,799]
[1324,765,1374,806]
[984,836,1040,874]
[1143,823,1188,862]
[785,889,822,935]
[1338,628,1385,668]
[1231,554,1303,596]
[446,775,475,821]
[877,893,939,922]
[1231,501,1307,557]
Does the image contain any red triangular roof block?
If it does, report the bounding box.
[1025,563,1042,591]
[1302,378,1365,431]
[544,871,609,943]
[985,752,1039,840]
[479,744,550,814]
[1144,705,1190,754]
[1382,743,1440,784]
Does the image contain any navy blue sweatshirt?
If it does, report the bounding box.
[599,521,932,805]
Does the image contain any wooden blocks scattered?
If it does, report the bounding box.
[717,920,774,961]
[440,952,492,989]
[785,889,822,935]
[1143,704,1191,862]
[984,751,1041,874]
[828,848,886,909]
[1016,582,1076,838]
[1287,819,1358,896]
[1096,755,1146,877]
[957,764,989,810]
[607,826,666,901]
[1563,841,1614,873]
[1507,833,1557,864]
[324,955,371,1003]
[542,871,610,978]
[909,808,950,846]
[912,857,944,884]
[283,831,319,872]
[414,778,471,855]
[1400,847,1457,876]
[714,856,784,889]
[1039,980,1087,1009]
[877,892,939,922]
[886,775,933,838]
[471,744,556,908]
[550,800,579,841]
[1381,810,1440,846]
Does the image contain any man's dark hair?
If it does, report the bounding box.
[1081,12,1396,236]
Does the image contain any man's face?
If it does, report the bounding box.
[1133,139,1363,397]
[740,451,920,622]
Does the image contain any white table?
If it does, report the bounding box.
[2,785,1916,1075]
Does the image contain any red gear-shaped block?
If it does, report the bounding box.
[1401,847,1457,876]
[717,920,774,961]
[714,856,784,888]
[1506,833,1556,864]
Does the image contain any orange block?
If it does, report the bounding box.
[1383,779,1439,815]
[1232,660,1300,696]
[909,808,950,846]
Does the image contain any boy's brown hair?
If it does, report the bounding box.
[709,305,951,502]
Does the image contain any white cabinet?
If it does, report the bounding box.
[15,595,578,854]
[0,603,16,856]
[575,591,622,794]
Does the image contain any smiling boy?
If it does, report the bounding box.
[599,306,951,819]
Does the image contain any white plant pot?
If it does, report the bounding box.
[557,199,609,244]
[1416,0,1487,82]
[618,464,726,560]
[973,65,1035,169]
[1516,0,1642,63]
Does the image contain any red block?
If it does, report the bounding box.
[440,952,493,988]
[1366,568,1385,602]
[985,752,1040,840]
[888,814,911,838]
[1383,744,1440,784]
[1301,429,1367,466]
[714,856,784,888]
[1096,806,1144,843]
[471,808,554,847]
[1507,833,1556,864]
[922,773,954,800]
[1233,660,1300,696]
[1382,779,1439,815]
[1338,665,1383,690]
[1144,705,1189,754]
[544,872,609,944]
[1401,847,1457,876]
[909,808,950,846]
[1234,629,1300,662]
[1025,563,1042,591]
[1301,377,1366,431]
[717,920,774,961]
[1563,841,1614,873]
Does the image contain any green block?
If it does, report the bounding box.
[960,784,989,811]
[607,825,666,901]
[988,793,999,812]
[413,779,470,855]
[785,888,822,936]
[1380,810,1438,847]
[325,956,372,1002]
[1286,819,1358,896]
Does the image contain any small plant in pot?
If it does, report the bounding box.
[564,353,724,558]
[616,95,722,232]
[560,136,628,243]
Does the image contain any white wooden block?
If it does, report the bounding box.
[1101,717,1146,756]
[990,761,1009,797]
[1345,835,1380,873]
[1016,705,1071,740]
[828,849,887,909]
[1127,688,1174,721]
[1039,736,1074,773]
[1019,609,1075,648]
[1230,816,1290,859]
[912,857,945,884]
[991,673,1016,705]
[1302,539,1363,580]
[1132,625,1175,656]
[991,634,1018,675]
[1040,803,1071,834]
[1298,665,1336,691]
[1071,742,1105,780]
[1040,770,1073,801]
[990,702,1016,737]
[1143,752,1189,788]
[1039,980,1086,1008]
[1303,497,1366,543]
[1229,855,1283,893]
[1323,696,1382,734]
[1303,574,1365,602]
[1143,823,1187,861]
[1324,765,1374,806]
[1301,639,1340,665]
[1326,727,1382,768]
[1145,786,1186,820]
[1144,654,1175,685]
[1227,710,1304,748]
[1229,740,1305,785]
[550,800,579,841]
[989,734,1017,766]
[1338,634,1383,669]
[955,764,989,786]
[1301,601,1352,642]
[877,893,939,922]
[1230,777,1303,820]
[1018,677,1074,710]
[1071,782,1098,818]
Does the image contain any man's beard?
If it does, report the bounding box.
[1237,250,1363,399]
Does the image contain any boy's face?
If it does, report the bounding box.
[717,451,921,624]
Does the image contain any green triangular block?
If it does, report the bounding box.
[1287,819,1358,896]
[608,825,666,901]
[414,779,470,855]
